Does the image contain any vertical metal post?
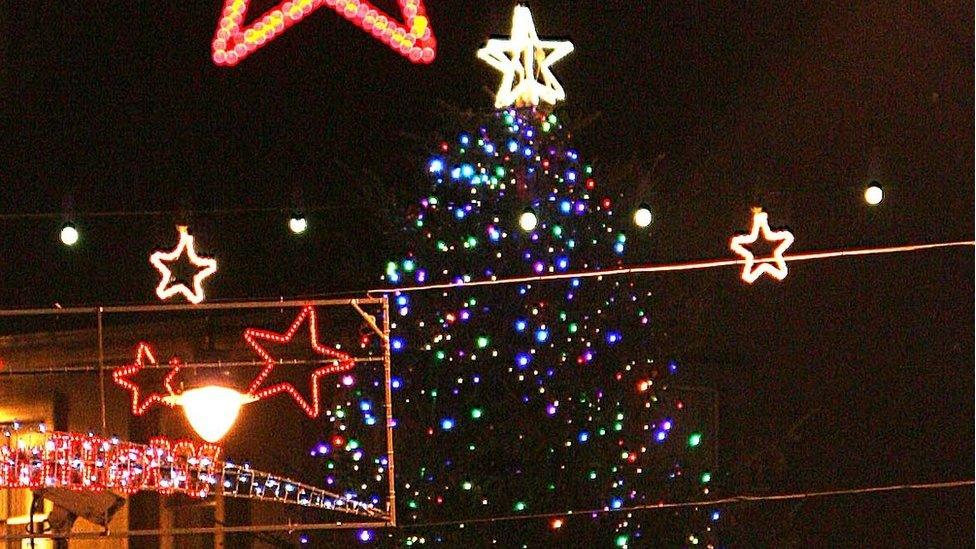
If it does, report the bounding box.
[97,307,107,435]
[381,297,396,526]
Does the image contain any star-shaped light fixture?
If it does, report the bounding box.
[112,343,181,415]
[730,208,795,283]
[477,5,574,109]
[150,226,218,304]
[243,305,357,419]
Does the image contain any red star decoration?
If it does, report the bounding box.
[243,306,356,418]
[211,0,437,67]
[112,343,183,415]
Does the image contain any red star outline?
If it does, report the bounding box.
[243,305,356,418]
[112,343,183,415]
[211,0,437,67]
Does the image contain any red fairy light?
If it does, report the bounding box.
[243,305,357,418]
[211,0,437,66]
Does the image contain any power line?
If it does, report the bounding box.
[398,479,975,530]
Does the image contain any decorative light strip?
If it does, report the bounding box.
[211,0,437,66]
[0,431,383,517]
[244,305,357,418]
[369,241,975,294]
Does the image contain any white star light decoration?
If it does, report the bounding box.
[150,226,217,304]
[477,5,574,109]
[730,209,795,283]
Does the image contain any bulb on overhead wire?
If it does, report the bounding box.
[289,213,308,234]
[60,223,79,246]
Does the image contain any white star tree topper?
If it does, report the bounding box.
[477,5,574,109]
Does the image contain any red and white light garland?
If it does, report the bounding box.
[0,431,383,517]
[211,0,437,66]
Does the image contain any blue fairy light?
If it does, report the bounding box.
[514,318,528,332]
[428,158,444,173]
[516,353,532,368]
[440,418,455,431]
[535,327,549,343]
[391,337,405,352]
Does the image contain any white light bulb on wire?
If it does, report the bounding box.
[519,209,538,232]
[864,184,883,206]
[60,223,79,246]
[289,214,308,234]
[634,205,653,228]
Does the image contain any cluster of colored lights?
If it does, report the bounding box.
[211,0,436,66]
[339,108,718,546]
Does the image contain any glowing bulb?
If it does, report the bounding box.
[519,208,538,232]
[288,215,308,234]
[634,204,652,228]
[167,386,256,443]
[60,223,79,246]
[864,184,883,205]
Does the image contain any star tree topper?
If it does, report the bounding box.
[477,5,574,109]
[150,226,218,304]
[730,208,795,283]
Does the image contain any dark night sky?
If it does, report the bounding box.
[1,1,973,544]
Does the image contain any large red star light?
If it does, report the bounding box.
[112,343,183,416]
[243,306,357,418]
[211,0,437,66]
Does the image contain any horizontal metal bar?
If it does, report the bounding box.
[0,356,386,377]
[0,298,385,317]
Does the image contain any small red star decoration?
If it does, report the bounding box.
[729,208,795,283]
[112,343,183,415]
[243,305,356,418]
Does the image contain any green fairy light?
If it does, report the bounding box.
[436,240,448,252]
[689,432,703,447]
[514,501,526,512]
[588,470,597,480]
[408,500,418,509]
[568,322,578,333]
[552,225,563,237]
[616,233,627,243]
[615,534,629,547]
[701,472,711,483]
[476,336,490,349]
[402,259,415,272]
[435,350,446,361]
[559,311,567,321]
[495,166,506,177]
[462,481,472,491]
[470,408,484,419]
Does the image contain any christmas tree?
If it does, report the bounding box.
[316,6,718,546]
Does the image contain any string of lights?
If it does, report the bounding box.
[368,240,975,295]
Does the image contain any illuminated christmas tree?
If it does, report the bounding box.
[317,6,718,546]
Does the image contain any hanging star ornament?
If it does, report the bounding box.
[112,343,183,415]
[730,208,795,283]
[243,305,357,418]
[150,226,218,304]
[477,5,574,109]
